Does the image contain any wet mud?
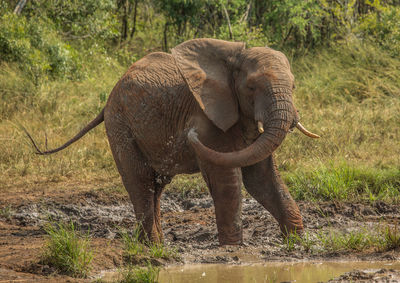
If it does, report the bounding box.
[1,185,400,282]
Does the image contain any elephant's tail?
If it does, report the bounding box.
[24,108,105,155]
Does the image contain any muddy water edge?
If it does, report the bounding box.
[0,184,400,282]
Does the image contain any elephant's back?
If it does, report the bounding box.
[105,52,199,175]
[107,52,189,110]
[125,52,184,92]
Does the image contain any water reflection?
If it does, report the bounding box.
[159,261,400,283]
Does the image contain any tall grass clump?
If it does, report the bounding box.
[42,222,93,277]
[381,224,400,251]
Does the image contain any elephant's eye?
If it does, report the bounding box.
[247,85,255,91]
[293,83,296,90]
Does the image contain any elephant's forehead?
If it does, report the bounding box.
[244,47,290,68]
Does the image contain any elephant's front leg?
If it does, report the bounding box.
[242,155,303,235]
[200,163,243,245]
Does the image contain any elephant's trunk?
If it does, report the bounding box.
[188,95,293,168]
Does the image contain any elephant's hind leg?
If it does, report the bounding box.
[106,122,164,243]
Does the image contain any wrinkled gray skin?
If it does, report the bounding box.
[31,39,306,245]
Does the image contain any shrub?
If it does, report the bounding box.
[357,6,400,56]
[0,12,83,83]
[42,222,93,277]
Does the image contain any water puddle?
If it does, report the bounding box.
[99,261,400,282]
[161,261,400,282]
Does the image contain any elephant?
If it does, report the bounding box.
[26,38,319,245]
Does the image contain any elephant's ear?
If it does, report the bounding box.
[172,38,245,132]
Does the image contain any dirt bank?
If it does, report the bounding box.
[0,180,399,281]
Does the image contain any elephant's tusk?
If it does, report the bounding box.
[296,122,320,139]
[257,121,264,134]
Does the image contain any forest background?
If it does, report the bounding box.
[0,0,399,202]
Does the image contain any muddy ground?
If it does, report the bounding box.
[1,179,399,282]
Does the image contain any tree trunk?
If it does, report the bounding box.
[222,3,233,40]
[130,0,139,39]
[120,0,129,43]
[163,22,169,52]
[14,0,28,15]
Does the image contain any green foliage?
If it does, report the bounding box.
[154,0,205,36]
[358,5,400,55]
[0,12,82,83]
[42,222,93,277]
[262,0,329,48]
[26,0,119,43]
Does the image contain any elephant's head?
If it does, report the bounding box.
[172,38,319,168]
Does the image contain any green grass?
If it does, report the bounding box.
[317,229,375,253]
[282,224,400,254]
[285,164,400,202]
[121,226,145,261]
[147,242,176,259]
[41,221,93,277]
[280,40,399,166]
[381,224,400,250]
[120,225,177,264]
[165,174,207,197]
[118,263,160,283]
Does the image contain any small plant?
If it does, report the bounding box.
[42,221,93,277]
[281,230,316,253]
[121,225,144,261]
[148,242,176,259]
[121,224,177,263]
[0,205,13,220]
[381,224,400,251]
[282,231,302,252]
[317,229,374,253]
[119,262,160,283]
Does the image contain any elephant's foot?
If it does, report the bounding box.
[217,224,243,245]
[218,235,243,245]
[278,208,304,236]
[138,226,163,244]
[140,217,164,244]
[147,231,163,243]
